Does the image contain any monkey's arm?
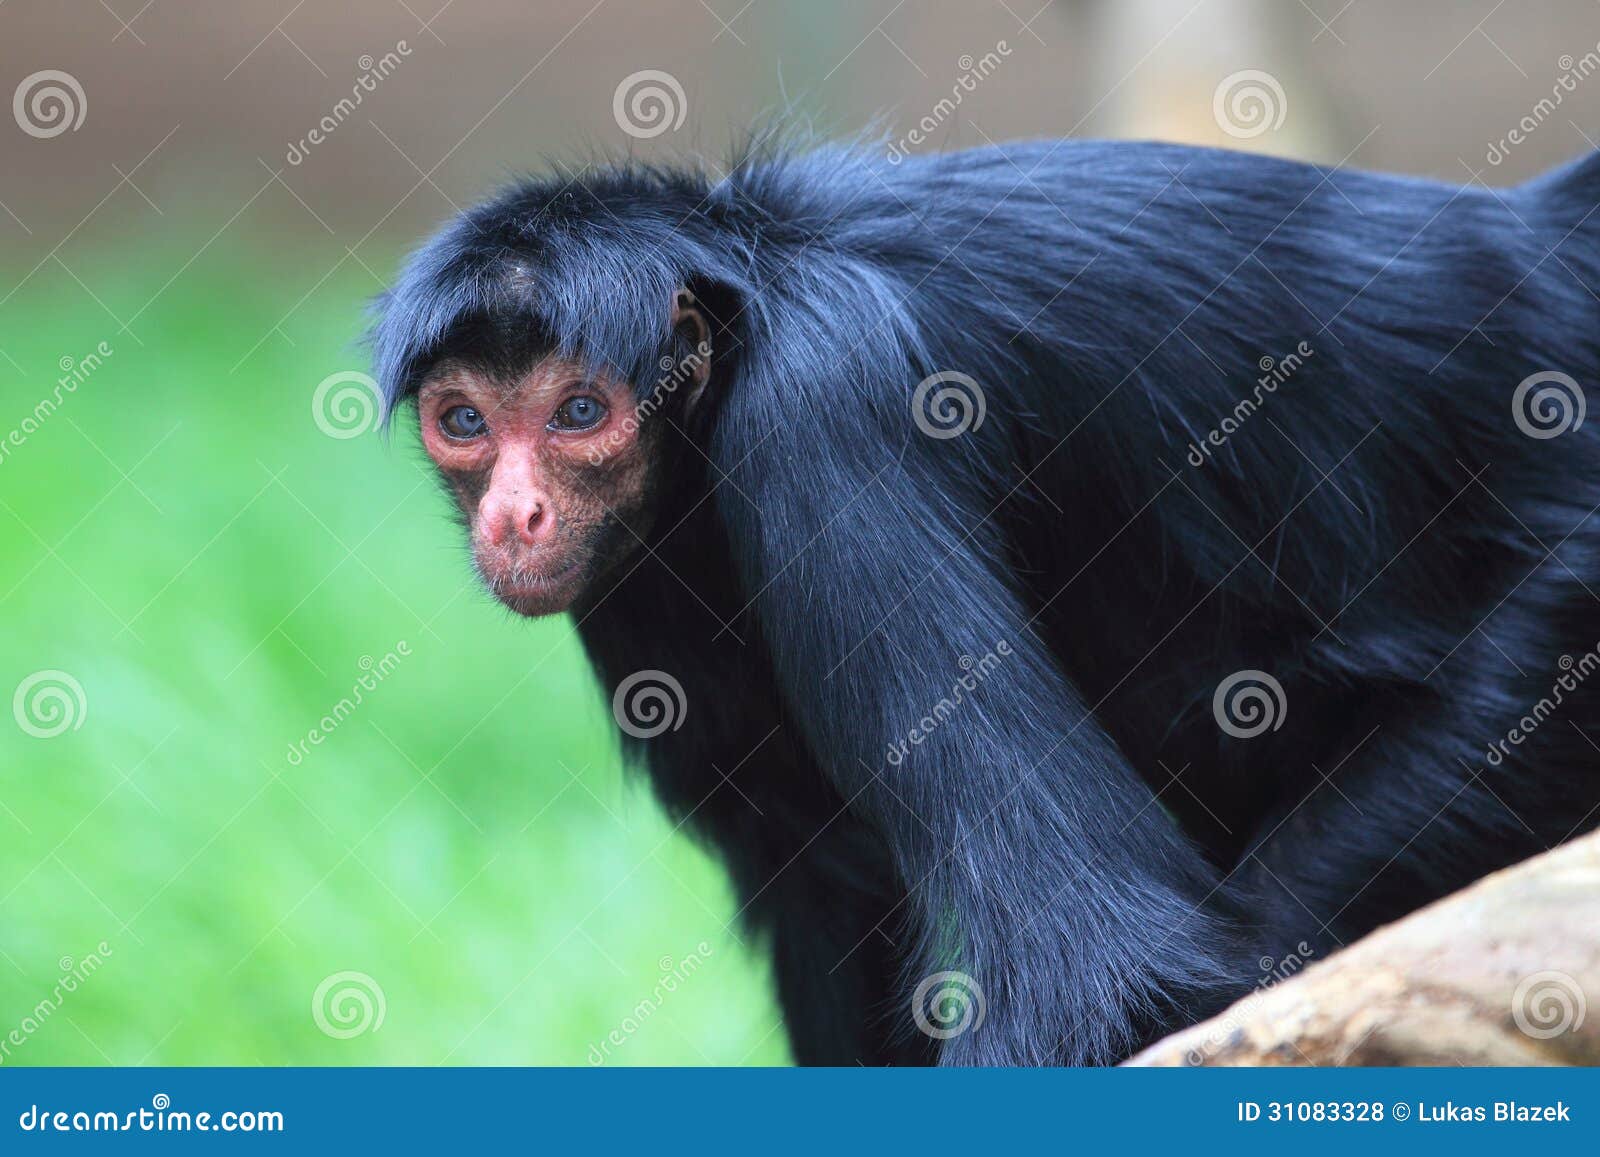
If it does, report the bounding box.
[711,392,1245,1065]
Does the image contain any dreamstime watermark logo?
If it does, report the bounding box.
[17,1094,283,1134]
[0,341,113,469]
[612,70,686,139]
[886,40,1013,164]
[1211,669,1286,739]
[886,640,1013,766]
[1487,46,1600,165]
[912,371,986,439]
[311,971,386,1039]
[0,942,114,1065]
[13,670,86,739]
[586,941,713,1064]
[1512,370,1585,439]
[1184,944,1314,1064]
[1212,70,1287,139]
[1480,648,1600,769]
[312,370,383,439]
[912,970,986,1041]
[612,669,687,739]
[1186,341,1313,467]
[286,41,413,166]
[1511,970,1586,1040]
[13,70,86,138]
[586,341,711,466]
[285,642,411,765]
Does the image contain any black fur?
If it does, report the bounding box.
[371,138,1600,1065]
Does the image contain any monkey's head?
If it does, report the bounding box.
[371,173,757,616]
[408,291,712,618]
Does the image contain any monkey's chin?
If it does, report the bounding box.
[486,564,583,618]
[497,590,576,617]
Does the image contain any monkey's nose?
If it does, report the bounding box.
[480,489,553,548]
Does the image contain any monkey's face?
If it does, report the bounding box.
[417,356,656,618]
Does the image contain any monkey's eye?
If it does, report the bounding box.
[551,395,607,431]
[439,405,488,440]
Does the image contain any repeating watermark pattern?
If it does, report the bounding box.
[1185,341,1313,467]
[311,971,386,1039]
[612,70,686,139]
[612,669,687,739]
[286,41,413,166]
[1511,970,1587,1040]
[312,370,384,439]
[1184,944,1314,1064]
[0,341,113,469]
[1481,648,1600,768]
[1212,669,1287,739]
[1212,70,1287,139]
[911,970,986,1041]
[1486,46,1600,166]
[911,370,986,439]
[285,643,411,766]
[13,670,87,739]
[1512,370,1585,439]
[0,943,114,1065]
[886,640,1013,766]
[886,40,1013,164]
[585,341,711,466]
[586,942,713,1064]
[13,70,86,139]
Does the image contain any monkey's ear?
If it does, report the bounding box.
[670,288,713,411]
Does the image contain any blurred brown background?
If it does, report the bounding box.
[6,0,1600,254]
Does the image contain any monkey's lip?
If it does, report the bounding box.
[487,561,583,614]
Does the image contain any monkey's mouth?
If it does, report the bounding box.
[482,559,584,617]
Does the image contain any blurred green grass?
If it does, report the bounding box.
[0,240,786,1066]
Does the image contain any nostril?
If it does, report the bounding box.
[517,501,546,545]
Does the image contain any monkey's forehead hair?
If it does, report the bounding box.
[367,141,909,421]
